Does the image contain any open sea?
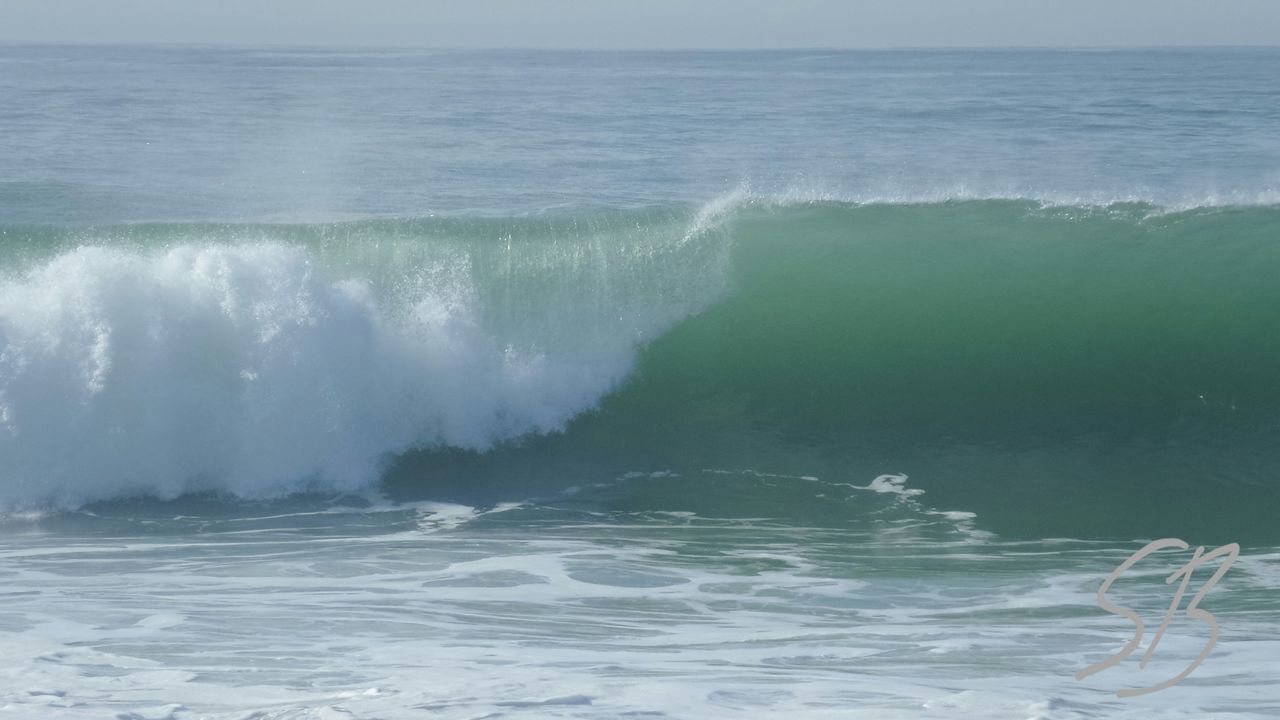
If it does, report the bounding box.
[1,46,1279,719]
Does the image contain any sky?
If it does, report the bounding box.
[1,0,1279,49]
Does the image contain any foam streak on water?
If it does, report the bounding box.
[0,485,1276,720]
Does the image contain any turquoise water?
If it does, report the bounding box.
[1,47,1278,718]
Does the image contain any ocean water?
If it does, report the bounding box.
[1,46,1279,719]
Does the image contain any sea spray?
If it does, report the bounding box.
[0,207,735,508]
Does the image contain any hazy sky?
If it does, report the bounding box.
[2,0,1278,49]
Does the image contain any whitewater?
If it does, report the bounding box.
[0,206,734,508]
[1,46,1278,719]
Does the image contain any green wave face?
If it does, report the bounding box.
[387,201,1280,543]
[4,200,1279,541]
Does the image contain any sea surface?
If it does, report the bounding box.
[1,46,1279,719]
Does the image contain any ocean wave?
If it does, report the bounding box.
[3,198,1280,536]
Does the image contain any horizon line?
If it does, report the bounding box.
[2,40,1279,53]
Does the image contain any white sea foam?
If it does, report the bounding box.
[0,209,732,510]
[857,473,924,496]
[748,182,1280,213]
[1,509,1274,720]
